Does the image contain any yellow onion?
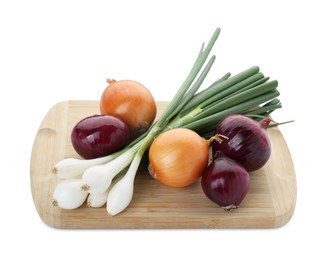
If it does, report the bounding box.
[148,128,211,188]
[100,79,157,138]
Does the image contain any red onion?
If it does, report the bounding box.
[212,114,271,172]
[201,151,250,211]
[71,114,130,159]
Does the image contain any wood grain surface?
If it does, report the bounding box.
[30,100,296,228]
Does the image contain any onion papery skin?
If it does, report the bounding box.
[71,114,130,159]
[212,114,271,172]
[201,151,250,211]
[100,79,157,139]
[148,128,209,188]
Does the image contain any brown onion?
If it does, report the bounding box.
[148,128,209,188]
[100,79,157,139]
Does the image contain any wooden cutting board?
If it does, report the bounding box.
[30,100,296,228]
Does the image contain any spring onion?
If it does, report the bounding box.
[52,179,88,210]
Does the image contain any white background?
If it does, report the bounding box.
[1,0,326,259]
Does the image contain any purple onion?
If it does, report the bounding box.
[71,114,130,159]
[212,114,271,172]
[201,151,250,211]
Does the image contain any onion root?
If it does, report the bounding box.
[222,204,238,212]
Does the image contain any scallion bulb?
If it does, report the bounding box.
[52,179,88,209]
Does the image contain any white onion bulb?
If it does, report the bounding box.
[52,156,113,179]
[87,189,109,208]
[82,149,135,194]
[52,179,88,209]
[106,155,141,216]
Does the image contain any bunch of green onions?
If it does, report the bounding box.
[53,27,282,215]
